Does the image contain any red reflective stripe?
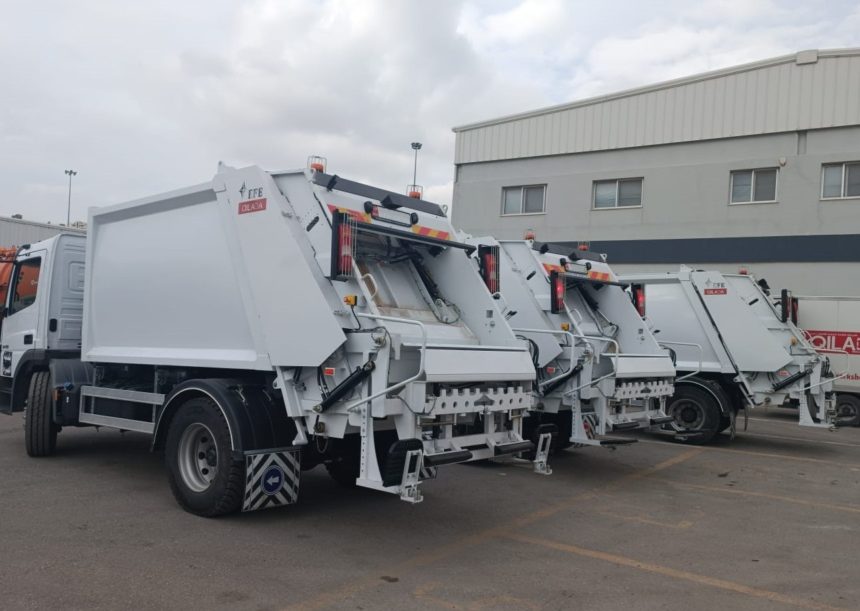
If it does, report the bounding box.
[411,225,450,240]
[327,204,371,223]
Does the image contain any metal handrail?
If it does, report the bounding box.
[576,334,620,370]
[658,339,704,382]
[361,273,379,300]
[345,314,427,412]
[802,350,850,392]
[512,327,577,388]
[563,334,621,395]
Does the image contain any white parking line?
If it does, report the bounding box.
[741,431,860,449]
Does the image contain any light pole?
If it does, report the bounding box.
[411,142,422,186]
[64,169,77,226]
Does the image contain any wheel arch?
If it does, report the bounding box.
[10,349,80,413]
[152,378,295,455]
[674,376,732,415]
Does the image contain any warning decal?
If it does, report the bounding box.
[239,198,267,215]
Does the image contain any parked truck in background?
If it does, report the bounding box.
[791,294,860,426]
[466,237,676,449]
[619,268,836,443]
[0,160,553,516]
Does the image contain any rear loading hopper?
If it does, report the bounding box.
[620,267,836,442]
[466,237,675,449]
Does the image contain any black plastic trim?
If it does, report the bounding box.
[550,234,860,264]
[312,172,446,217]
[424,449,473,466]
[494,440,535,456]
[354,221,476,253]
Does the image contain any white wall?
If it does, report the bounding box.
[453,126,860,243]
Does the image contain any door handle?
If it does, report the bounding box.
[24,334,33,345]
[49,319,58,332]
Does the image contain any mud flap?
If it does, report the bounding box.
[242,448,302,512]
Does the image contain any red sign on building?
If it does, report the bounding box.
[803,330,860,355]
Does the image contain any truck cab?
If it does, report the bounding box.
[0,234,86,414]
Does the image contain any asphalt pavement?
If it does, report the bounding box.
[1,407,857,610]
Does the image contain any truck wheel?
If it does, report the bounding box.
[25,371,58,457]
[835,394,860,427]
[325,455,359,486]
[665,384,721,444]
[165,398,244,517]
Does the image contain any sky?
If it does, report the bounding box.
[1,0,858,224]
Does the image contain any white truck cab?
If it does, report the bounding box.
[0,234,85,415]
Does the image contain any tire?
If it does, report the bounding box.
[522,411,572,458]
[25,371,58,457]
[665,382,722,444]
[165,397,244,517]
[325,455,359,486]
[835,394,860,427]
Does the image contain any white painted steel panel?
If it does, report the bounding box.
[422,348,535,383]
[454,49,860,164]
[83,168,347,370]
[691,271,792,372]
[622,276,733,374]
[611,355,676,379]
[83,185,267,369]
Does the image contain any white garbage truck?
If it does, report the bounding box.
[0,160,552,516]
[465,237,676,449]
[790,294,860,426]
[619,267,836,442]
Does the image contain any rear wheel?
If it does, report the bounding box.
[665,383,721,444]
[165,398,244,517]
[835,394,860,427]
[25,371,58,457]
[523,411,571,456]
[718,414,732,433]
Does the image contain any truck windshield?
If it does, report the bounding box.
[8,257,41,315]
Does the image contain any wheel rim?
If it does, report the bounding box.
[668,398,706,431]
[836,401,858,421]
[177,423,218,493]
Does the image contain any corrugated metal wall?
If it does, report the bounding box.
[0,217,84,247]
[454,49,860,164]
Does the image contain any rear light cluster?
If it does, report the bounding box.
[550,271,565,313]
[330,210,355,281]
[780,289,798,324]
[478,245,500,294]
[631,284,646,317]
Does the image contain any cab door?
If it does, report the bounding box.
[0,252,45,412]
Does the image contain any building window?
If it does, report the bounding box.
[592,178,643,209]
[821,162,860,199]
[730,168,778,204]
[501,185,546,215]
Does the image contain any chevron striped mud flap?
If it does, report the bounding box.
[242,448,302,512]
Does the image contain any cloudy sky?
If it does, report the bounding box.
[1,0,858,224]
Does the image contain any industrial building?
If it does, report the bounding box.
[451,48,860,295]
[0,216,85,246]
